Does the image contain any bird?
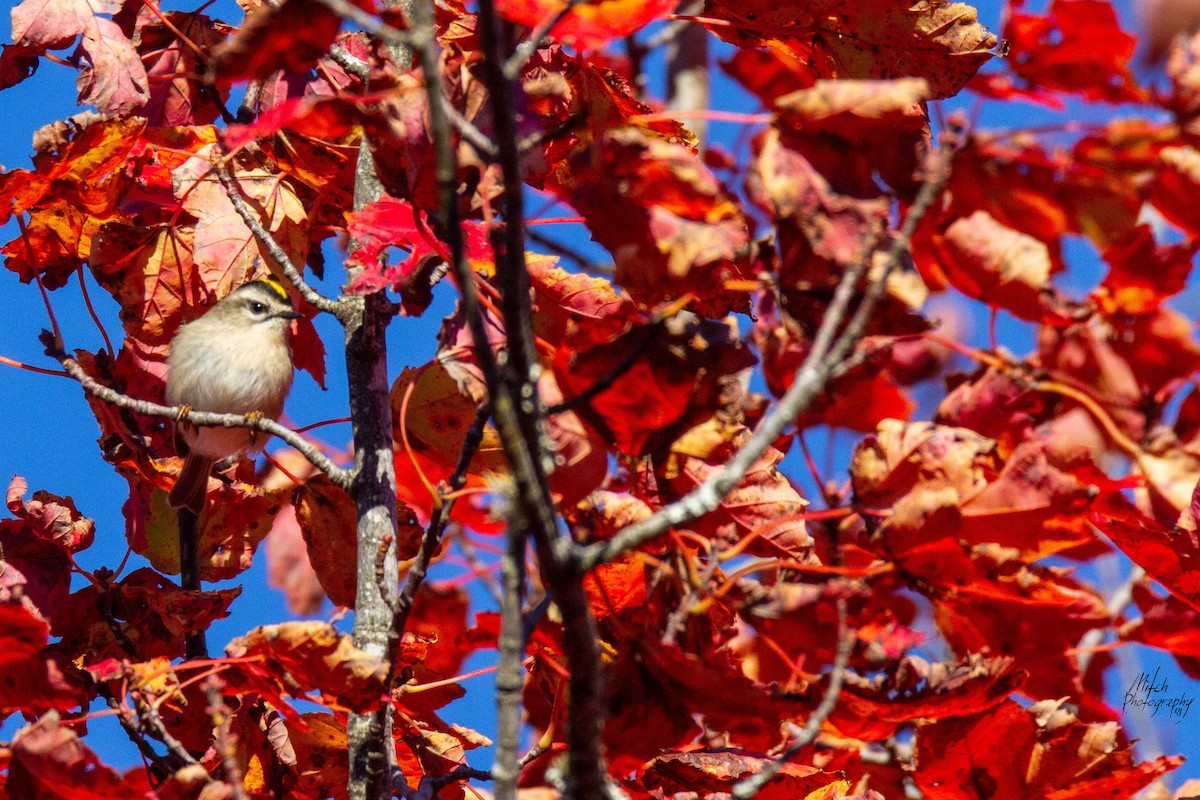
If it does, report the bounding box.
[166,278,302,514]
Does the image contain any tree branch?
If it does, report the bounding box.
[42,332,352,489]
[342,4,412,798]
[503,0,587,80]
[210,159,343,315]
[731,598,854,800]
[546,323,658,415]
[391,403,490,638]
[571,135,958,572]
[476,3,608,798]
[328,44,370,80]
[493,504,528,800]
[313,0,419,51]
[397,763,494,800]
[100,688,182,784]
[131,690,199,770]
[329,45,498,162]
[206,678,251,800]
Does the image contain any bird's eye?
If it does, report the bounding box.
[250,302,267,314]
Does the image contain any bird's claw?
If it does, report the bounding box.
[244,410,265,447]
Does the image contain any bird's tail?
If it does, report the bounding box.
[169,452,215,514]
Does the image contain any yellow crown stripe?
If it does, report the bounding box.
[251,277,291,303]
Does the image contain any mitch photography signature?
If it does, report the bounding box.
[1122,668,1195,724]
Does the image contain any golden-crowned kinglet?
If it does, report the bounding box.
[166,279,302,513]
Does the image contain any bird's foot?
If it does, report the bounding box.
[244,410,265,447]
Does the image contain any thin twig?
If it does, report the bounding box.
[206,678,251,800]
[391,403,492,638]
[457,527,504,603]
[43,332,352,489]
[237,78,264,123]
[1076,563,1144,676]
[431,765,494,790]
[571,134,959,572]
[100,689,177,782]
[328,44,498,161]
[445,104,500,161]
[524,228,614,275]
[397,763,494,800]
[132,691,199,769]
[328,45,369,79]
[661,543,721,645]
[312,0,419,50]
[76,265,115,358]
[519,731,551,768]
[546,323,659,415]
[210,160,342,315]
[731,598,854,800]
[504,0,588,80]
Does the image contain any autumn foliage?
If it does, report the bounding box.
[3,0,1200,798]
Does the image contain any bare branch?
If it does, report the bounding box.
[340,3,412,798]
[42,332,353,489]
[391,402,491,637]
[100,688,183,783]
[210,160,343,315]
[546,323,658,415]
[328,45,370,80]
[329,44,498,161]
[661,543,721,646]
[206,678,251,800]
[493,512,528,800]
[236,78,265,123]
[446,104,500,161]
[524,228,614,275]
[132,691,199,770]
[398,763,494,800]
[504,0,587,80]
[732,598,854,800]
[571,136,958,572]
[312,0,420,51]
[475,0,609,796]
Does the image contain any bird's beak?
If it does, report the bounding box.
[280,310,304,321]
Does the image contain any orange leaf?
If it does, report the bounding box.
[496,0,676,48]
[7,712,127,798]
[1093,224,1197,315]
[915,698,1180,799]
[642,750,842,800]
[831,654,1025,741]
[0,604,89,715]
[1091,494,1200,613]
[930,210,1056,323]
[1003,0,1146,104]
[702,0,995,100]
[225,621,390,713]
